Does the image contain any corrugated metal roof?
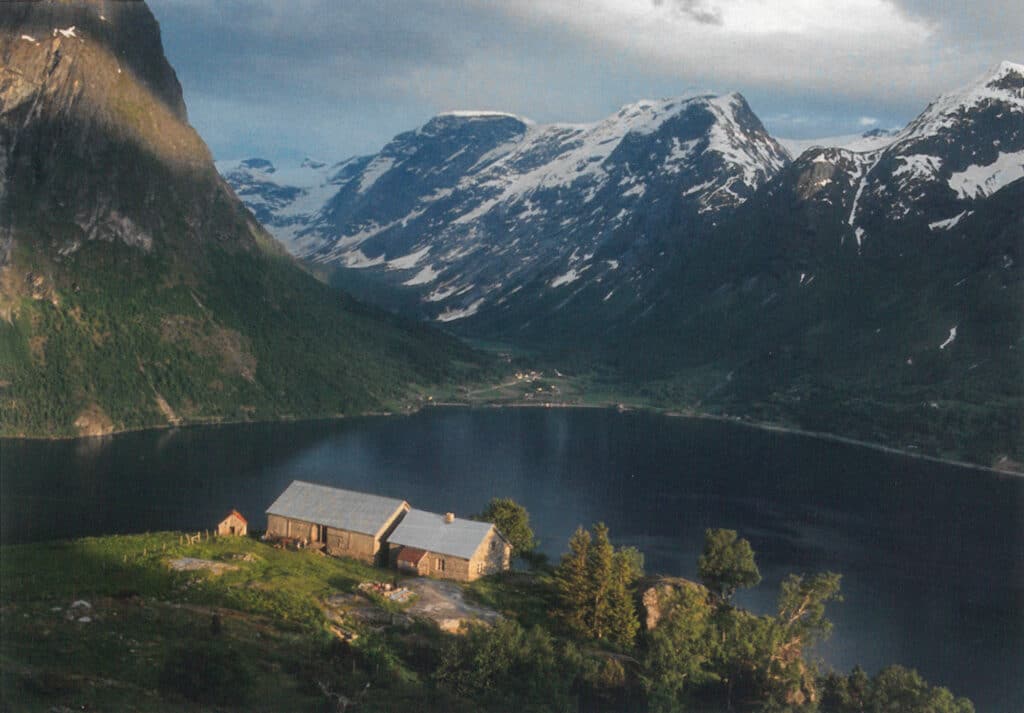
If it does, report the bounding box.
[387,509,495,560]
[265,481,407,537]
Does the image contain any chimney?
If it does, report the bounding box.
[444,512,455,524]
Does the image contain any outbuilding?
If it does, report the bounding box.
[265,481,409,565]
[387,509,511,582]
[217,510,248,537]
[395,546,430,576]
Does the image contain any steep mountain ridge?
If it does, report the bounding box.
[0,0,482,437]
[225,93,789,330]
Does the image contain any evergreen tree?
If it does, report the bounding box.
[556,524,642,648]
[556,526,592,635]
[606,546,643,649]
[588,523,615,640]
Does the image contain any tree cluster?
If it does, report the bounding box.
[821,665,974,713]
[396,514,973,713]
[555,522,644,650]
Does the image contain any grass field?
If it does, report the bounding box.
[0,533,473,712]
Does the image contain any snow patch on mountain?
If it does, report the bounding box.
[948,149,1024,198]
[939,326,958,350]
[551,267,584,288]
[387,245,431,270]
[437,298,485,322]
[403,265,439,286]
[439,110,534,125]
[892,154,943,181]
[929,211,971,231]
[343,249,385,269]
[357,156,396,194]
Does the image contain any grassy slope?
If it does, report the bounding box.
[0,533,471,712]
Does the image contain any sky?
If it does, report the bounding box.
[148,0,1022,164]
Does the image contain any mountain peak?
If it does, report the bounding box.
[436,110,534,125]
[1,0,188,121]
[240,158,276,173]
[992,59,1024,77]
[986,60,1024,93]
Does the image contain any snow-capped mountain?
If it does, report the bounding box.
[219,62,1022,336]
[788,61,1024,249]
[222,93,788,325]
[610,63,1022,467]
[215,156,365,255]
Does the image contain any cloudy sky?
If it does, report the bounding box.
[148,0,1021,164]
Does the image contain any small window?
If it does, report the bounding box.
[436,558,445,572]
[490,540,497,551]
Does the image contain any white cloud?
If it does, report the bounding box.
[495,0,938,102]
[859,116,879,126]
[150,0,1018,160]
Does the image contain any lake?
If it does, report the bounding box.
[1,407,1021,712]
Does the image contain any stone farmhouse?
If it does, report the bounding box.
[265,481,511,582]
[388,509,511,581]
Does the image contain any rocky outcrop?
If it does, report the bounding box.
[641,576,705,631]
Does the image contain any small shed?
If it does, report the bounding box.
[218,509,248,537]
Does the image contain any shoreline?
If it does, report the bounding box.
[425,400,1022,477]
[2,398,1019,478]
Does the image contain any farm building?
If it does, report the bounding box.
[395,546,429,576]
[388,509,512,582]
[217,510,248,536]
[265,481,409,565]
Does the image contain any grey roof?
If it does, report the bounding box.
[266,481,407,537]
[388,509,498,560]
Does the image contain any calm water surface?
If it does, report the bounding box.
[2,408,1021,712]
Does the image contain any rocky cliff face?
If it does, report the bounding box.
[0,1,255,260]
[0,0,480,437]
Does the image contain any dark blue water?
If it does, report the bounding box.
[2,408,1021,712]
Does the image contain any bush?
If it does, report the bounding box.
[158,639,253,705]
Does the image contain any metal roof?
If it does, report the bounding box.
[265,481,407,537]
[387,509,497,560]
